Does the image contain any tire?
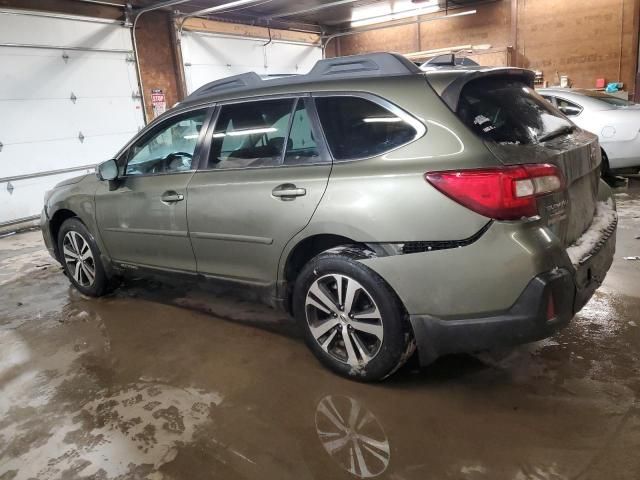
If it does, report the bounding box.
[601,149,612,178]
[292,247,414,381]
[57,218,111,297]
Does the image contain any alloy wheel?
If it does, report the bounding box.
[62,231,96,287]
[305,274,384,367]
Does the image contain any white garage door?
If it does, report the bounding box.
[181,31,322,94]
[0,9,144,228]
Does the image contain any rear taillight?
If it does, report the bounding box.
[425,164,564,221]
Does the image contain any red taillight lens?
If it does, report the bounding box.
[425,164,564,221]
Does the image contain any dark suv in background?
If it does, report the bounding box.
[42,53,617,381]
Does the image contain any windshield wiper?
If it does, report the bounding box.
[537,125,575,143]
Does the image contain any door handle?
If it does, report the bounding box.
[272,183,306,200]
[161,191,184,203]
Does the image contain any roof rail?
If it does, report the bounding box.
[188,71,263,99]
[184,52,422,102]
[309,52,421,77]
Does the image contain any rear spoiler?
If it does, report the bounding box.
[428,68,536,111]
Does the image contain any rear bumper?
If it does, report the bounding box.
[409,269,575,365]
[407,195,617,366]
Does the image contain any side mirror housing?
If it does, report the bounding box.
[97,159,119,181]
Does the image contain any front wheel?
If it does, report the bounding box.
[57,218,111,297]
[293,250,414,381]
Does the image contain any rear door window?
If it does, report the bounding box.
[456,78,574,144]
[208,98,294,169]
[314,96,419,160]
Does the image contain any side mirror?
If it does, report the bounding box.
[97,159,118,181]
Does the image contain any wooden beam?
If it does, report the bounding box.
[182,18,321,44]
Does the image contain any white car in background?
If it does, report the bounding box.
[538,88,640,175]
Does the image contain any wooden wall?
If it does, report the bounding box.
[516,0,639,93]
[336,0,640,98]
[335,1,510,61]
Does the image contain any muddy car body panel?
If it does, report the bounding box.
[41,53,617,380]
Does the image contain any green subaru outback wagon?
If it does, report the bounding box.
[42,53,617,381]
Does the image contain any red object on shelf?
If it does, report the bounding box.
[595,78,606,89]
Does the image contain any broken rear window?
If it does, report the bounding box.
[456,78,573,145]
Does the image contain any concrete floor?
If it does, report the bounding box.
[1,182,639,480]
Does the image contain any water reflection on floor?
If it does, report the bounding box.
[1,183,639,480]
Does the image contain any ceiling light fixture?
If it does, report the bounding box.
[189,0,264,17]
[351,6,476,28]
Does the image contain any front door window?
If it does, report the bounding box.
[126,110,207,176]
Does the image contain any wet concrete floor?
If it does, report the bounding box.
[1,182,640,480]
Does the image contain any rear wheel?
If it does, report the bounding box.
[600,149,612,178]
[293,250,414,381]
[57,218,111,297]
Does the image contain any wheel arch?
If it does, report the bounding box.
[279,233,371,312]
[49,208,79,260]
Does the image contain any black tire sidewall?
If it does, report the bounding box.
[293,253,411,381]
[601,150,611,177]
[57,218,109,297]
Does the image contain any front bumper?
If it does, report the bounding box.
[40,208,57,260]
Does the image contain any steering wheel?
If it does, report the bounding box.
[168,151,194,160]
[153,152,193,173]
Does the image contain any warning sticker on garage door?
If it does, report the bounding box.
[151,89,166,118]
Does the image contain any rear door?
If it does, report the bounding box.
[449,75,601,247]
[187,96,331,285]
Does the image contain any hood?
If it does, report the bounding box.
[54,174,91,188]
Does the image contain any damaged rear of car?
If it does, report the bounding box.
[360,67,617,366]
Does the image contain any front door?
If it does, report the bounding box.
[187,97,331,285]
[95,108,210,272]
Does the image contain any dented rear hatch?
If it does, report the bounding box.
[426,69,600,247]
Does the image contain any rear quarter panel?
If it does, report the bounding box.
[279,75,501,281]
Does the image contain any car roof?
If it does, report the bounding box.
[180,52,421,106]
[178,52,534,109]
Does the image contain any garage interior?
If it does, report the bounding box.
[1,0,640,478]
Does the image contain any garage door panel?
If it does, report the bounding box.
[185,64,268,93]
[0,169,96,225]
[184,33,266,68]
[1,132,133,178]
[0,48,139,100]
[0,10,143,225]
[181,32,322,94]
[0,11,131,51]
[265,42,321,73]
[1,98,141,144]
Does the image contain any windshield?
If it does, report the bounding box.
[576,89,636,107]
[456,78,574,145]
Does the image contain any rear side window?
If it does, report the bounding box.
[284,99,321,165]
[456,78,573,145]
[556,98,582,116]
[315,96,419,160]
